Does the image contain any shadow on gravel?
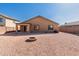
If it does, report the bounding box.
[71,33,79,36]
[0,32,58,36]
[63,32,79,36]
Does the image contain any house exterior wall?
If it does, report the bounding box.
[60,25,79,33]
[25,17,59,32]
[5,18,16,32]
[0,16,18,34]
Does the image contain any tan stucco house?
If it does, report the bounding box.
[0,14,19,34]
[16,16,59,33]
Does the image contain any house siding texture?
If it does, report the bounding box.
[25,17,59,32]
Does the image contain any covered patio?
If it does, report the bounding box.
[16,23,31,32]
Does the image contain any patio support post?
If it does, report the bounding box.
[16,24,18,32]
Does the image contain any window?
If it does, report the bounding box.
[34,25,40,30]
[0,18,4,22]
[48,25,53,30]
[0,18,5,26]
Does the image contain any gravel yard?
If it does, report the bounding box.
[0,32,79,56]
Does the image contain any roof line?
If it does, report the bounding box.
[0,14,20,22]
[20,15,59,25]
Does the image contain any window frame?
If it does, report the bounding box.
[34,24,40,31]
[48,25,53,30]
[0,18,4,22]
[0,18,5,26]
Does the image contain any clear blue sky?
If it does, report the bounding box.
[0,3,79,24]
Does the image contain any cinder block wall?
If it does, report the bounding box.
[6,27,16,32]
[0,26,6,34]
[60,25,79,33]
[0,26,16,34]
